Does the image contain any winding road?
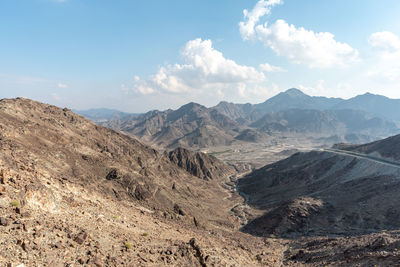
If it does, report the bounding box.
[322,148,400,169]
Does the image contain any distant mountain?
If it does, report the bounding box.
[101,89,400,149]
[250,109,398,137]
[105,102,242,149]
[211,101,258,124]
[332,92,400,122]
[212,88,343,123]
[254,88,343,113]
[74,108,136,122]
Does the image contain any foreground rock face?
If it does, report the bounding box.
[238,150,400,237]
[167,147,235,181]
[0,98,281,266]
[0,98,239,223]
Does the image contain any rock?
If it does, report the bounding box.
[106,169,119,180]
[74,230,88,245]
[134,184,152,201]
[21,241,29,252]
[54,241,63,248]
[173,204,185,216]
[0,185,5,195]
[92,257,103,267]
[0,217,9,226]
[189,238,207,267]
[0,169,8,184]
[369,236,391,250]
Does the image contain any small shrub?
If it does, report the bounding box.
[112,215,119,220]
[141,232,149,237]
[10,200,21,208]
[125,242,133,250]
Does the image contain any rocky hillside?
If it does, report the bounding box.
[337,134,400,161]
[0,98,288,266]
[167,147,235,181]
[2,97,400,266]
[238,149,400,237]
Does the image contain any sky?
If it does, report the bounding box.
[1,0,400,112]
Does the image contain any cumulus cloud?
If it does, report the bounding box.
[369,31,400,52]
[239,0,283,40]
[240,1,359,68]
[128,38,266,96]
[259,62,286,72]
[368,31,400,81]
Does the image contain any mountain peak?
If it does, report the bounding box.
[179,102,204,109]
[284,88,306,97]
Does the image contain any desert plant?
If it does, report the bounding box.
[10,200,21,208]
[125,242,133,250]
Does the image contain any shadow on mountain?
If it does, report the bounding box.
[237,148,400,239]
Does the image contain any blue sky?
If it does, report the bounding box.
[1,0,400,112]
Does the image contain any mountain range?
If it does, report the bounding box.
[95,89,400,149]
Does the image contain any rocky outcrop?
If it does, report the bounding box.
[167,147,235,181]
[238,149,400,237]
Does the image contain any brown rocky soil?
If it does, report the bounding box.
[0,98,288,266]
[2,97,400,266]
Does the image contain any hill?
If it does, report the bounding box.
[238,148,400,237]
[166,147,235,180]
[0,97,278,266]
[337,134,400,161]
[105,102,242,149]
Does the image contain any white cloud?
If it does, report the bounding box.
[259,62,286,72]
[367,31,400,81]
[369,31,400,53]
[239,0,283,40]
[57,83,68,88]
[240,1,359,68]
[128,38,266,96]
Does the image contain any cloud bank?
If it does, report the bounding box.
[240,0,359,68]
[368,31,400,81]
[128,38,267,98]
